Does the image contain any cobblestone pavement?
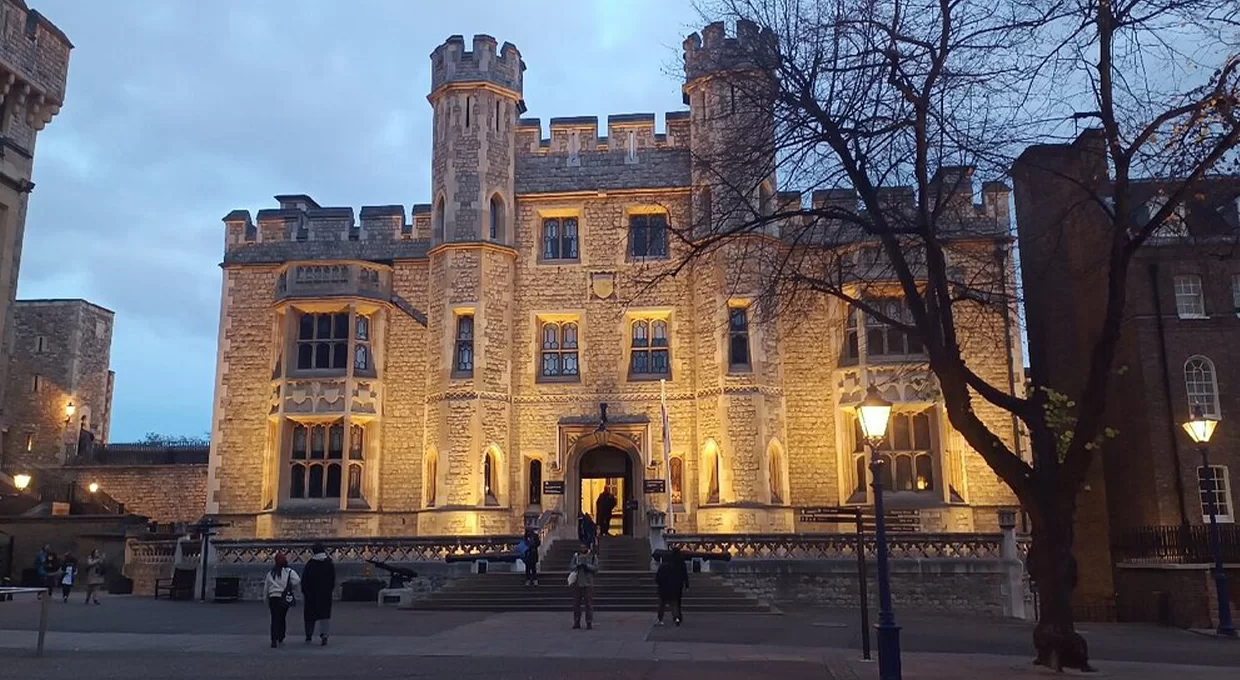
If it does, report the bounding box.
[0,595,1236,678]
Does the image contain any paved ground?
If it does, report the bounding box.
[0,594,1236,678]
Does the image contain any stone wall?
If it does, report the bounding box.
[3,299,114,472]
[63,464,208,524]
[1115,563,1240,629]
[713,558,1028,618]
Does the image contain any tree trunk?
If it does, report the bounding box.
[1027,497,1094,672]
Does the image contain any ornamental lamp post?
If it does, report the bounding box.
[1182,406,1236,637]
[857,384,902,679]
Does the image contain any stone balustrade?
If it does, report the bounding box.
[275,262,391,302]
[667,531,1026,560]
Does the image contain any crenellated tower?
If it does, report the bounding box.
[421,35,525,535]
[683,22,791,532]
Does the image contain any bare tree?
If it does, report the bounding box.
[671,0,1240,669]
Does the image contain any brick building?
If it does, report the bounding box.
[1014,129,1240,620]
[207,26,1022,540]
[0,1,71,466]
[2,298,114,472]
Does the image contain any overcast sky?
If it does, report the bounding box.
[21,0,701,441]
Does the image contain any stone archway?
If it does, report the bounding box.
[564,431,646,539]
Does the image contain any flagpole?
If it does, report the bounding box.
[660,378,674,532]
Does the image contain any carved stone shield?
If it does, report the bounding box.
[590,273,615,300]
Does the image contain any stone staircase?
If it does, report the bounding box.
[408,536,768,612]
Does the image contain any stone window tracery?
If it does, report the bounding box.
[850,410,935,501]
[289,420,352,500]
[296,312,349,371]
[728,306,751,370]
[629,213,668,258]
[540,320,579,379]
[454,314,474,377]
[541,217,579,260]
[629,318,670,378]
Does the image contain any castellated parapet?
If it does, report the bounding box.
[682,19,778,88]
[430,34,525,105]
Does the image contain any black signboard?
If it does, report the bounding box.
[542,480,565,495]
[643,479,666,494]
[797,506,921,532]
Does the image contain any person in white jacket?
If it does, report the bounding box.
[265,553,301,648]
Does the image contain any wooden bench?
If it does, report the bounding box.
[154,568,196,600]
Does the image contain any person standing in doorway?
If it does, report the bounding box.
[85,549,106,605]
[595,488,617,537]
[265,552,301,648]
[655,547,689,627]
[300,543,335,646]
[577,512,597,550]
[569,541,598,630]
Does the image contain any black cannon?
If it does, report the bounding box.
[366,559,418,589]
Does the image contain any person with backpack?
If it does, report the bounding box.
[264,552,301,648]
[59,553,78,603]
[520,527,541,586]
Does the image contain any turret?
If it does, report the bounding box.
[427,35,526,245]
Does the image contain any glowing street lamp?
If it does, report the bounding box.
[857,384,902,679]
[13,473,31,491]
[1183,406,1235,637]
[65,401,76,420]
[88,481,99,494]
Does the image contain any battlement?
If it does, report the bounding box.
[222,196,426,254]
[430,33,524,97]
[0,0,73,136]
[802,169,1010,238]
[514,112,691,154]
[683,20,778,83]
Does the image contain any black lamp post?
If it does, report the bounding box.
[857,384,901,679]
[1182,406,1236,637]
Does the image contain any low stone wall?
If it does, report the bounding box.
[63,464,208,524]
[209,560,476,601]
[1115,563,1240,628]
[711,558,1028,618]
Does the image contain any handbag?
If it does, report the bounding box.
[281,569,296,607]
[567,570,578,587]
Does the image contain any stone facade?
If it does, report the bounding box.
[2,299,114,473]
[0,1,71,462]
[208,27,1021,541]
[1014,129,1240,620]
[62,464,207,524]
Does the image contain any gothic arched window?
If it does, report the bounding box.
[489,194,505,241]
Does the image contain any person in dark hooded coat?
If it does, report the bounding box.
[655,547,690,626]
[300,543,336,646]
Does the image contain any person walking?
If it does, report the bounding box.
[85,549,106,605]
[300,543,335,646]
[569,542,598,630]
[521,527,541,586]
[265,552,301,648]
[59,553,78,603]
[577,512,597,551]
[35,545,52,594]
[655,547,689,627]
[595,489,617,537]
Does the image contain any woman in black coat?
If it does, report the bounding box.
[300,543,336,646]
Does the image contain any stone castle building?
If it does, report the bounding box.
[0,1,71,470]
[208,26,1022,540]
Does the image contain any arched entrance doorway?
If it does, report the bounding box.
[578,446,634,536]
